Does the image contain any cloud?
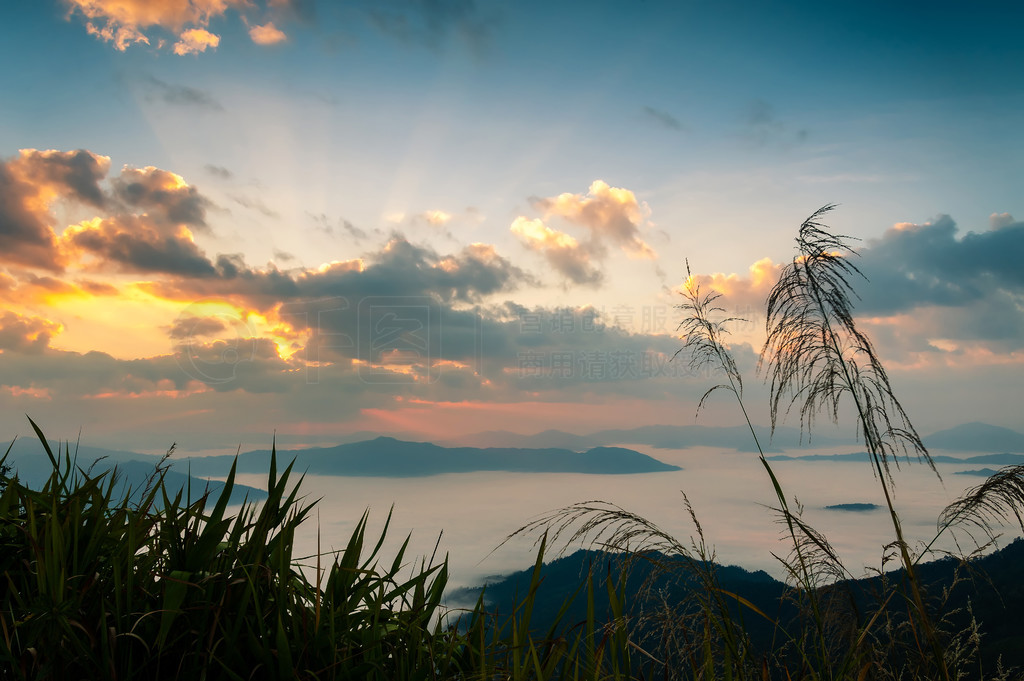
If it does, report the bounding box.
[65,0,276,55]
[310,213,372,242]
[0,148,703,415]
[0,148,222,277]
[689,212,1024,363]
[228,192,279,219]
[0,149,110,271]
[510,217,602,286]
[990,212,1015,229]
[420,209,451,227]
[173,27,220,55]
[696,214,1024,323]
[0,270,117,306]
[364,0,497,54]
[532,180,656,260]
[11,148,109,207]
[684,257,781,314]
[111,166,212,229]
[0,312,61,354]
[167,315,228,340]
[642,106,684,131]
[204,164,233,179]
[63,215,218,277]
[142,234,530,311]
[248,21,287,45]
[339,219,369,241]
[139,75,223,110]
[741,99,807,147]
[857,215,1024,314]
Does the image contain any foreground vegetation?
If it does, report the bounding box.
[3,207,1023,679]
[2,421,654,680]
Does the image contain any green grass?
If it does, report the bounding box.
[0,419,643,680]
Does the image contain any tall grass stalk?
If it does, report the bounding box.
[760,205,950,679]
[506,206,1024,680]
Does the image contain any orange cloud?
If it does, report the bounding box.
[0,148,110,271]
[111,165,210,229]
[535,180,656,259]
[0,270,120,308]
[685,257,781,308]
[0,148,219,277]
[62,215,216,276]
[173,27,220,54]
[248,21,287,45]
[0,311,62,354]
[510,216,601,286]
[65,0,255,54]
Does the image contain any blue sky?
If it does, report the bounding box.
[1,0,1022,452]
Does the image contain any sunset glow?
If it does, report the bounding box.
[0,1,1021,454]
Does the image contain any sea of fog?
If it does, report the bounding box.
[223,445,1021,592]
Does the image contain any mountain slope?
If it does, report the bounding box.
[924,422,1024,452]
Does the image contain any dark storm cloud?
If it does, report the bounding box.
[642,106,684,131]
[140,75,224,111]
[857,215,1024,314]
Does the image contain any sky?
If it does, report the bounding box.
[2,0,1023,454]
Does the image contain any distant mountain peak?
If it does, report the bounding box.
[924,422,1024,453]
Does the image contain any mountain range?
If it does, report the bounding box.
[447,423,848,452]
[5,422,1021,490]
[176,437,681,478]
[454,422,1024,454]
[2,440,266,506]
[4,436,681,484]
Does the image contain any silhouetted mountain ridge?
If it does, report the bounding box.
[459,539,1024,675]
[3,441,267,506]
[180,437,681,477]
